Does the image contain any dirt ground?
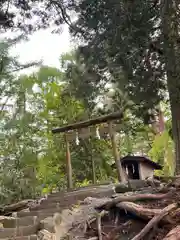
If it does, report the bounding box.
[85,214,174,240]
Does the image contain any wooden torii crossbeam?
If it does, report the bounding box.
[52,111,123,133]
[52,111,124,189]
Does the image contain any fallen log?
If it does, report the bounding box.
[1,199,34,214]
[116,202,174,223]
[99,192,172,210]
[131,203,177,240]
[163,225,180,240]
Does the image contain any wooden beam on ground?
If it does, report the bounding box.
[52,111,123,134]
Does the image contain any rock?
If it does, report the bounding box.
[0,224,39,238]
[38,229,54,240]
[171,177,180,188]
[115,183,132,193]
[40,217,54,233]
[53,203,99,239]
[0,216,16,228]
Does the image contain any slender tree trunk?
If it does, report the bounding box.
[169,105,180,174]
[161,0,180,174]
[91,154,96,184]
[108,121,123,181]
[125,132,132,154]
[89,138,96,184]
[64,134,73,189]
[158,106,165,133]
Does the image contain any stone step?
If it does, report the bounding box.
[45,188,115,204]
[0,224,39,238]
[47,183,112,198]
[16,208,61,218]
[53,187,104,196]
[15,188,115,214]
[47,187,99,199]
[40,217,54,233]
[30,202,62,211]
[45,191,102,203]
[1,234,37,240]
[30,198,84,211]
[28,189,115,212]
[0,216,39,228]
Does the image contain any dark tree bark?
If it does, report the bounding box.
[161,0,180,174]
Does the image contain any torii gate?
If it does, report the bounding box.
[52,111,124,189]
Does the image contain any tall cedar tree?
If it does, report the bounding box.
[0,0,74,32]
[66,0,180,174]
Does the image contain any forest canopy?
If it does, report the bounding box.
[0,0,179,204]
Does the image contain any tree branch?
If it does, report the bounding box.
[132,203,177,240]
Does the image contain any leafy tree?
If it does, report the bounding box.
[0,37,38,203]
[0,0,74,32]
[60,51,105,113]
[149,130,174,176]
[1,37,174,205]
[60,51,158,181]
[1,0,178,174]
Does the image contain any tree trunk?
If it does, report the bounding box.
[170,106,180,174]
[161,0,180,174]
[89,138,96,184]
[64,134,73,189]
[108,121,123,181]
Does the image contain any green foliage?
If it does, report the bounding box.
[0,0,72,32]
[69,0,164,121]
[75,179,91,188]
[0,35,175,205]
[66,0,180,173]
[148,131,175,176]
[0,44,117,203]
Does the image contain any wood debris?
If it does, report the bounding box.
[52,178,180,239]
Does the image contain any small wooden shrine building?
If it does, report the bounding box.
[113,155,162,182]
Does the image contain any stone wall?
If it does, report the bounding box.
[139,163,154,180]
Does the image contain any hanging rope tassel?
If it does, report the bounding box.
[75,131,80,145]
[96,126,101,139]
